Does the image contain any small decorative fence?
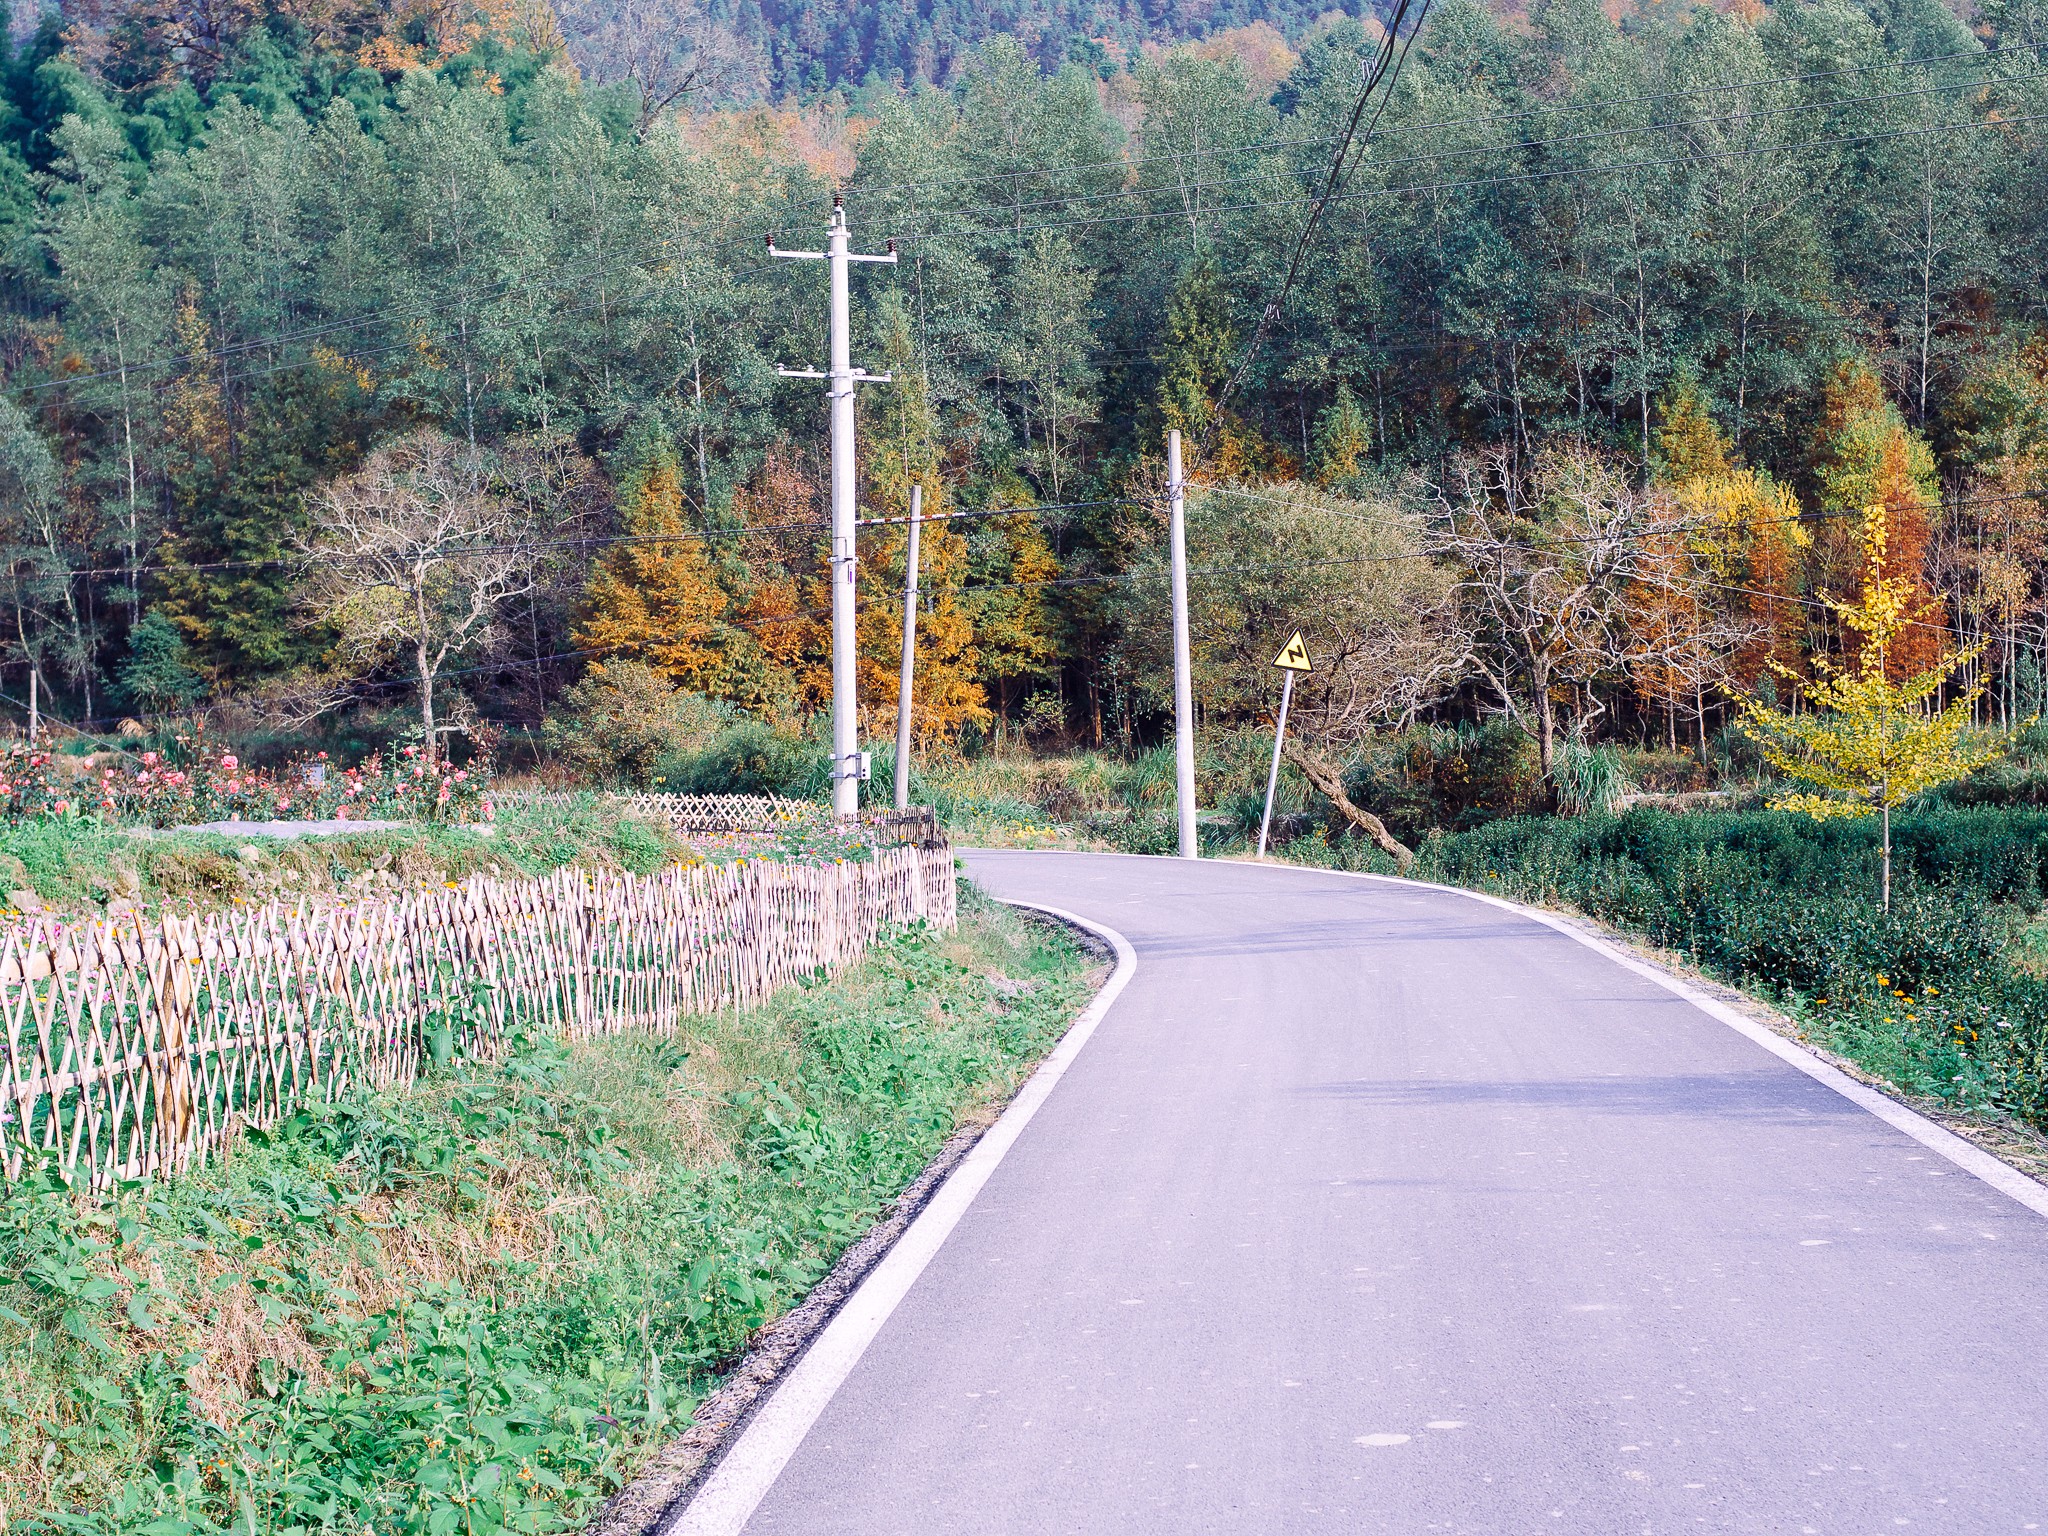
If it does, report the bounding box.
[0,843,957,1190]
[495,792,944,847]
[496,791,822,834]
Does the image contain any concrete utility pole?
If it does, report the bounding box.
[1168,430,1197,859]
[771,196,897,818]
[893,483,922,812]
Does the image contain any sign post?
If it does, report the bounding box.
[1258,630,1313,860]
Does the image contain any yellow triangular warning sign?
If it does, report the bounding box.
[1273,630,1312,672]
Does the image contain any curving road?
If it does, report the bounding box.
[718,852,2048,1534]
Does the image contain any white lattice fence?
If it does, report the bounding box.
[496,791,824,832]
[0,844,957,1188]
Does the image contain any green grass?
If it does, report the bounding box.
[0,886,1093,1535]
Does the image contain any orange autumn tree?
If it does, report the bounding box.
[724,448,827,715]
[1943,334,2048,725]
[1812,359,1943,678]
[576,444,730,689]
[1632,380,1802,750]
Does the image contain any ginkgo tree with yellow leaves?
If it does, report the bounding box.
[1742,503,2012,910]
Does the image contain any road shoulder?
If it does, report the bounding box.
[592,902,1136,1536]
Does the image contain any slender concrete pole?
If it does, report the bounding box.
[1168,430,1198,859]
[1257,667,1296,860]
[826,204,859,818]
[893,483,922,812]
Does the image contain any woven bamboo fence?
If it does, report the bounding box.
[0,844,956,1190]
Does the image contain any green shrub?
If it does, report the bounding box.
[1549,742,1632,817]
[544,664,730,788]
[1349,722,1544,837]
[662,719,829,798]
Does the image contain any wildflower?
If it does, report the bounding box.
[1876,973,1889,987]
[1925,985,1940,996]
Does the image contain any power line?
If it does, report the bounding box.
[1,497,1119,583]
[1199,0,1433,462]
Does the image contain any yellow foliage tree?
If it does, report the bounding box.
[1741,503,2004,909]
[576,449,730,689]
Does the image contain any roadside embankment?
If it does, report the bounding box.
[1,884,1093,1535]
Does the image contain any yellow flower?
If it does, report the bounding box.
[1876,974,1889,986]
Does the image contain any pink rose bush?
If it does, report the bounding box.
[0,741,493,828]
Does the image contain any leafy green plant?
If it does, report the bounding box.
[1549,741,1632,817]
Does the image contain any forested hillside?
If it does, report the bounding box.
[0,0,2044,771]
[705,0,1339,94]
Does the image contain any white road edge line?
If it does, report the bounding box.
[1359,867,2048,1222]
[976,848,2048,1221]
[655,901,1138,1536]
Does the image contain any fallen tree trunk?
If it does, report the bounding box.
[1282,741,1415,871]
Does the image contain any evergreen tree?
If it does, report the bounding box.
[115,608,202,713]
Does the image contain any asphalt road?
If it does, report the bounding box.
[735,852,2048,1535]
